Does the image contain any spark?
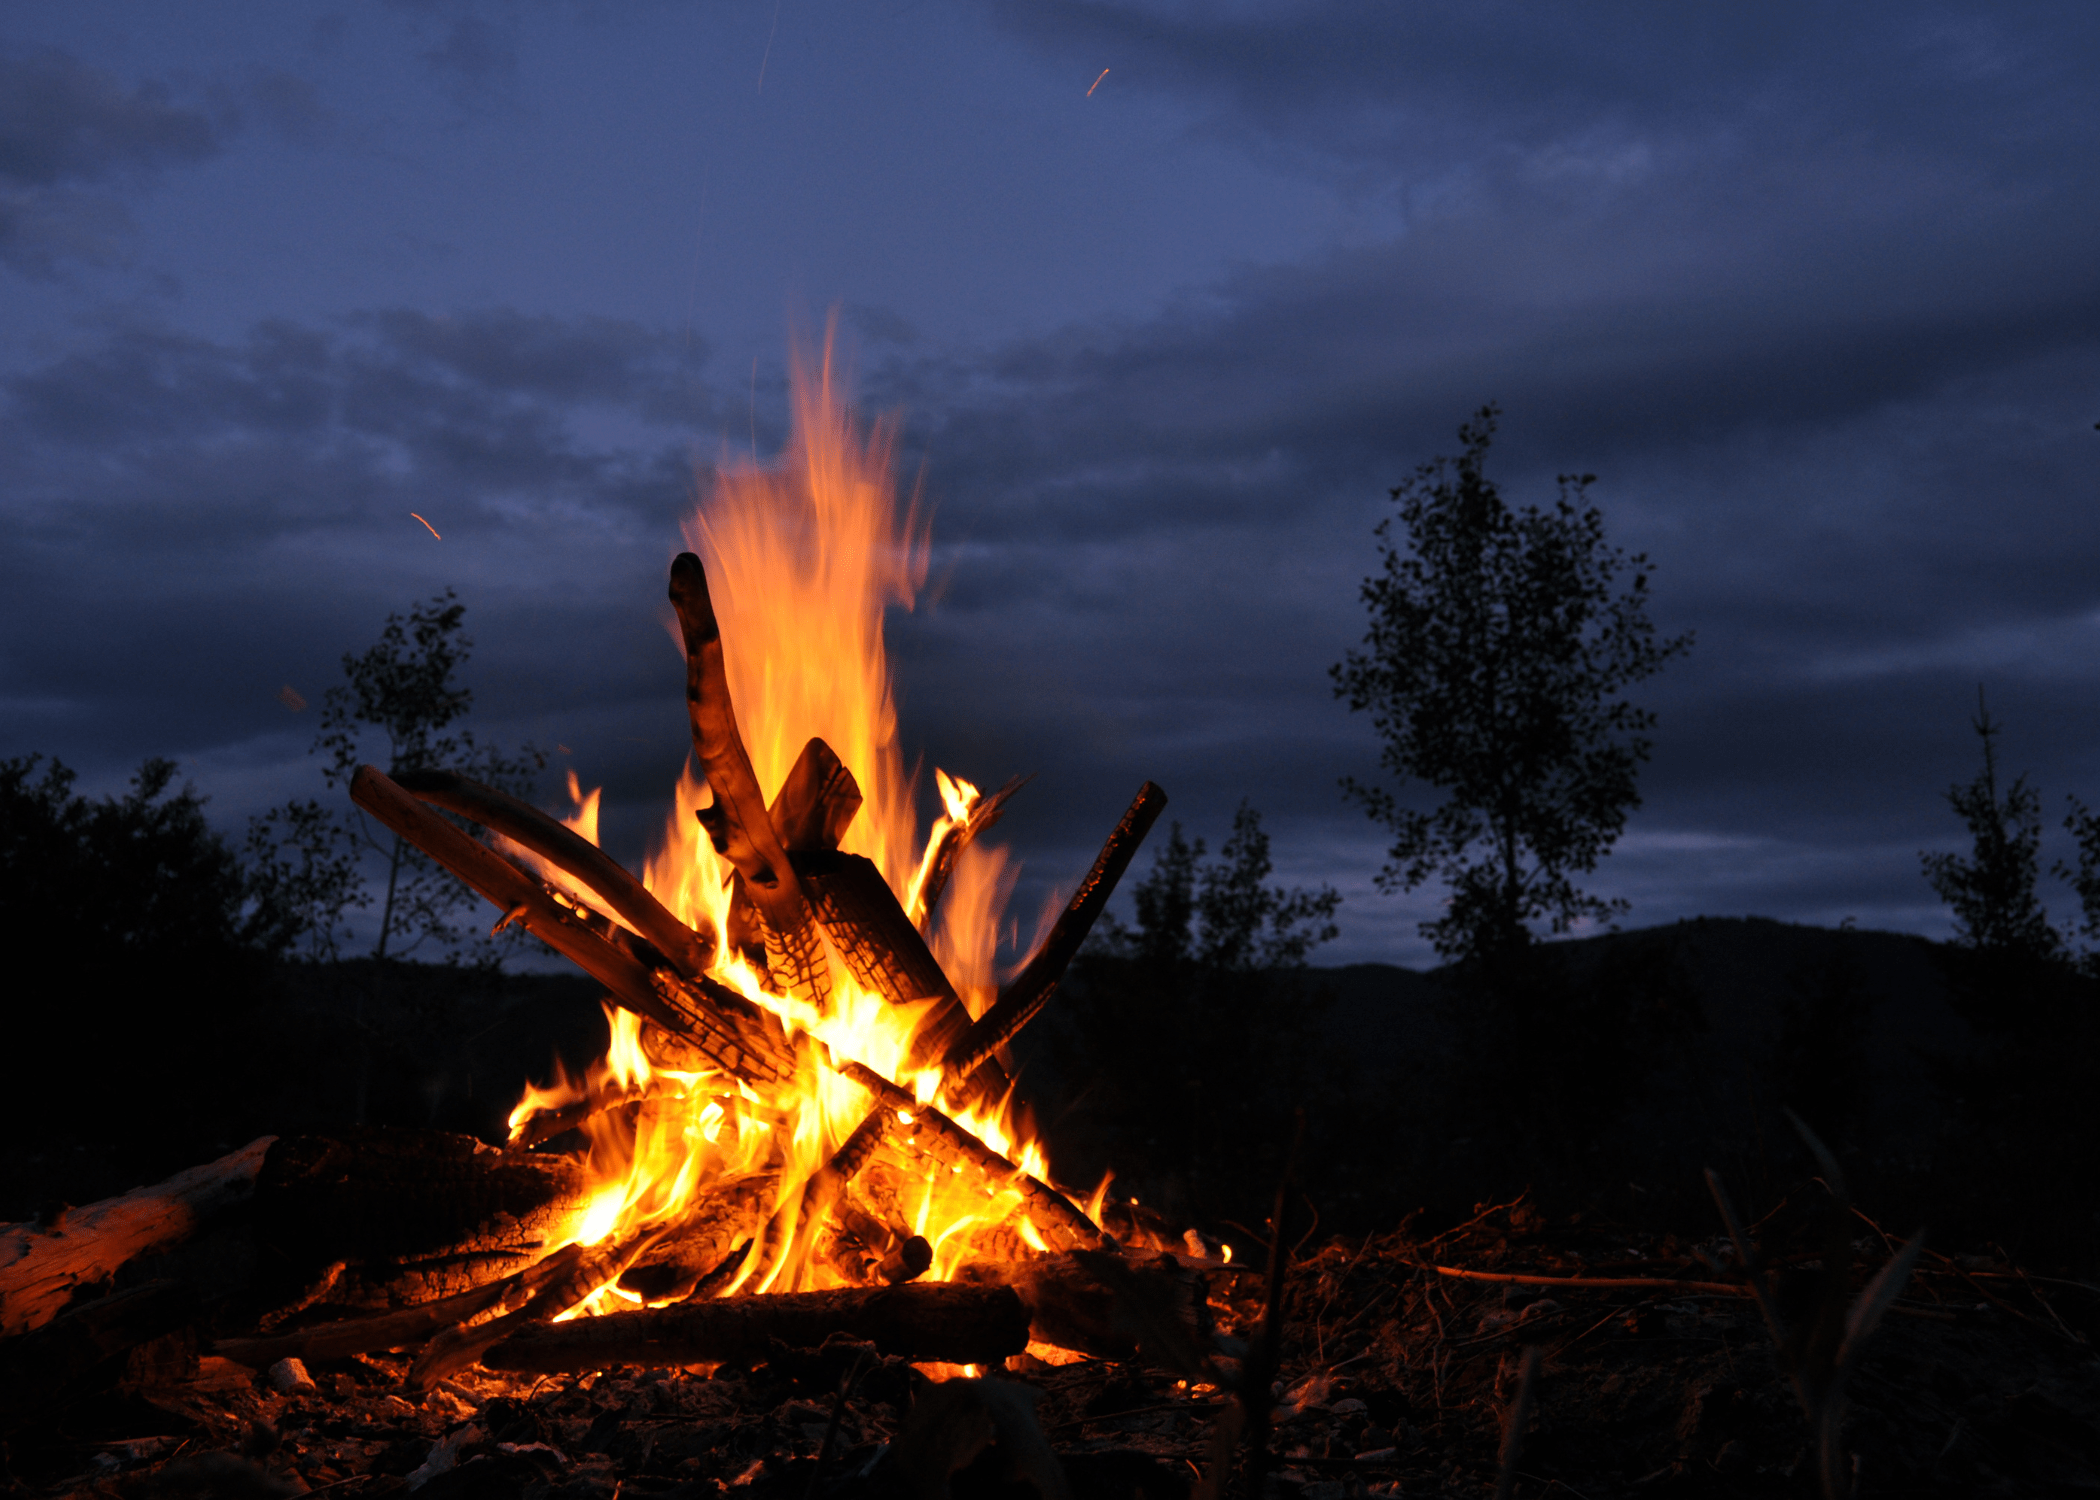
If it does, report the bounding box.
[410,512,442,540]
[1087,68,1110,97]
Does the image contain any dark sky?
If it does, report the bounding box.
[5,3,2099,969]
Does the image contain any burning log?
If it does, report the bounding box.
[914,773,1029,931]
[669,551,834,1011]
[0,1137,274,1339]
[411,1233,659,1388]
[480,1280,1032,1373]
[836,1062,1099,1251]
[941,781,1167,1086]
[350,764,797,1089]
[795,851,996,1094]
[391,768,713,979]
[618,1173,779,1303]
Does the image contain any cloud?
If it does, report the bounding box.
[0,48,231,277]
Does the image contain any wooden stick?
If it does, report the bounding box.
[350,765,796,1088]
[835,1061,1098,1250]
[940,781,1167,1082]
[668,551,833,1011]
[913,773,1030,930]
[1434,1267,1750,1295]
[482,1281,1032,1373]
[391,768,712,979]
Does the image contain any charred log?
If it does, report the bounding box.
[618,1173,780,1303]
[770,737,863,852]
[249,1130,588,1313]
[836,1062,1099,1251]
[411,1234,657,1388]
[350,764,797,1089]
[391,768,712,979]
[668,552,834,1011]
[958,1249,1213,1371]
[481,1280,1032,1373]
[942,781,1166,1085]
[217,1243,588,1369]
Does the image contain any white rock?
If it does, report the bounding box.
[266,1357,316,1393]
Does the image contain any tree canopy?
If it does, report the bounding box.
[1332,405,1691,962]
[248,589,541,965]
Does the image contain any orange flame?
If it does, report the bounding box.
[512,326,1088,1309]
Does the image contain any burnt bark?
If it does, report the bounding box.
[668,552,834,1011]
[350,764,797,1089]
[943,781,1167,1084]
[391,768,713,979]
[0,1137,274,1339]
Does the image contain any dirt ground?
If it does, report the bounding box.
[10,1196,2096,1500]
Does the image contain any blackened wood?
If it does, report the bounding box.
[251,1130,588,1311]
[958,1250,1213,1370]
[836,1062,1098,1250]
[668,552,834,1011]
[796,849,1016,1103]
[619,1173,780,1303]
[392,768,713,979]
[481,1281,1032,1372]
[877,1236,934,1284]
[351,765,796,1088]
[797,849,969,1048]
[0,1137,274,1339]
[217,1245,586,1368]
[770,737,863,852]
[914,773,1029,930]
[411,1234,656,1388]
[942,781,1167,1083]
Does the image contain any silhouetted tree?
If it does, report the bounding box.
[1920,688,2061,967]
[250,589,542,968]
[0,754,285,1208]
[1332,405,1691,962]
[1918,693,2100,1269]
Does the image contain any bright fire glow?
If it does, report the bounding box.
[509,325,1097,1315]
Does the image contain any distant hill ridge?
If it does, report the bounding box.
[1312,915,1967,1158]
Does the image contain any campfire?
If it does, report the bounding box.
[237,344,1184,1388]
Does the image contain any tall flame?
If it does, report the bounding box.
[514,327,1080,1310]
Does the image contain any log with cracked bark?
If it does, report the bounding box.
[391,767,713,980]
[249,1130,591,1312]
[668,551,834,1012]
[350,763,798,1090]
